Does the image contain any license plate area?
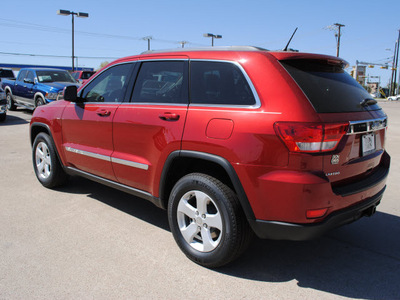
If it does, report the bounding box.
[362,133,375,156]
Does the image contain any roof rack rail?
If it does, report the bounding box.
[141,45,269,54]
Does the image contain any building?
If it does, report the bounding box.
[0,63,93,77]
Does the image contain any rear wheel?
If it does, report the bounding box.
[6,92,16,111]
[32,132,67,188]
[168,173,253,268]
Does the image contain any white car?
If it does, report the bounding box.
[387,94,400,101]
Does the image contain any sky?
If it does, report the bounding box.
[1,0,399,87]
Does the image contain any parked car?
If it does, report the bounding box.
[30,47,390,267]
[1,68,79,110]
[387,94,400,101]
[71,70,95,84]
[0,87,6,122]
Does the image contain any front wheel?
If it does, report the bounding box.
[168,173,253,268]
[35,97,45,108]
[32,132,67,188]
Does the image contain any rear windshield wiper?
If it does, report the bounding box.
[360,98,377,107]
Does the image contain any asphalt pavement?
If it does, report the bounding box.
[1,102,399,299]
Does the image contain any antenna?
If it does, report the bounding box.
[283,27,298,51]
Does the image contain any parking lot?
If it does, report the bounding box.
[1,101,399,299]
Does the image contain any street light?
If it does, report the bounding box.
[203,33,222,47]
[57,9,89,72]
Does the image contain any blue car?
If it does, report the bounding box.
[1,68,80,110]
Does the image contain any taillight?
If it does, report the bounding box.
[274,122,349,153]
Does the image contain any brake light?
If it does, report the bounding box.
[274,122,349,153]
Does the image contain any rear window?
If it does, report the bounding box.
[82,71,95,79]
[280,59,381,113]
[0,69,15,78]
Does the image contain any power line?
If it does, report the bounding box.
[0,51,119,60]
[0,17,205,47]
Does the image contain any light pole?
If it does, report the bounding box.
[57,9,89,72]
[142,36,152,51]
[203,33,222,47]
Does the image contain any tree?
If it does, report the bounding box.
[97,61,110,71]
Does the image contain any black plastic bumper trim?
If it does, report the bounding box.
[249,186,386,241]
[332,151,390,197]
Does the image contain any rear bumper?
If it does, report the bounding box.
[249,186,385,240]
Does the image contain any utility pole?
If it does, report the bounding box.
[390,41,398,96]
[394,30,400,95]
[334,23,345,57]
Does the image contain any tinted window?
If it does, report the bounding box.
[190,61,255,106]
[82,71,95,79]
[281,59,381,113]
[26,71,35,83]
[17,70,28,82]
[131,61,187,104]
[81,63,133,103]
[0,69,14,78]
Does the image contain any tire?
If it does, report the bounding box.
[6,92,16,111]
[0,113,5,122]
[32,132,67,188]
[168,173,253,268]
[35,97,45,108]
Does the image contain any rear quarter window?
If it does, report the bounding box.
[190,61,256,106]
[280,59,381,113]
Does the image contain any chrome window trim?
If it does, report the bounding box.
[347,117,387,135]
[117,103,188,107]
[80,61,136,88]
[65,146,149,170]
[189,59,261,109]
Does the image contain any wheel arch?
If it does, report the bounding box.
[30,121,67,172]
[30,122,52,146]
[34,92,46,104]
[159,150,256,221]
[4,86,13,95]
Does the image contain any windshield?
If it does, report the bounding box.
[36,70,75,83]
[280,59,381,113]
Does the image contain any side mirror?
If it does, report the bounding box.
[24,78,34,84]
[63,85,78,102]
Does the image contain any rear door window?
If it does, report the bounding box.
[280,59,381,113]
[131,61,188,104]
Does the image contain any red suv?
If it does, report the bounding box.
[30,47,390,267]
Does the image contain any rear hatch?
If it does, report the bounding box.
[279,57,388,193]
